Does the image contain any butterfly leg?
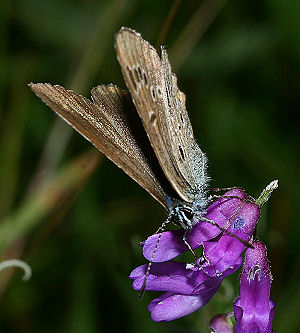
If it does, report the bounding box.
[139,215,173,298]
[182,230,198,263]
[207,194,254,228]
[200,216,253,248]
[154,215,172,234]
[209,186,244,192]
[207,194,244,204]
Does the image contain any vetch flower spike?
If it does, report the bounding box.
[131,182,277,322]
[233,241,275,333]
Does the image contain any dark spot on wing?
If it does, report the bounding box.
[151,86,156,100]
[143,72,148,86]
[137,66,142,81]
[178,145,185,160]
[127,66,137,91]
[134,67,141,83]
[180,113,184,124]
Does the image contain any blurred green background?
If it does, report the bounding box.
[0,0,299,332]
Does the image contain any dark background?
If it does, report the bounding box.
[0,0,299,332]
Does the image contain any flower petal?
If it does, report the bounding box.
[130,261,221,295]
[149,285,220,322]
[201,202,260,277]
[142,231,186,262]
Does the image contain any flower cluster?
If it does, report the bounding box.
[129,188,276,331]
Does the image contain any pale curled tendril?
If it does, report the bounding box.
[0,259,32,281]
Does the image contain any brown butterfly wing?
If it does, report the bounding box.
[29,83,169,209]
[115,28,209,203]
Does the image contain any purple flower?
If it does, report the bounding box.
[233,241,275,333]
[209,313,235,333]
[143,189,247,262]
[129,259,242,322]
[143,189,260,276]
[129,189,261,321]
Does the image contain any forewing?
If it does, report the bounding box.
[29,83,168,209]
[115,28,208,203]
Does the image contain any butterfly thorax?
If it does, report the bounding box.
[192,191,208,211]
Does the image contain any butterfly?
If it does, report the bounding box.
[29,27,210,241]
